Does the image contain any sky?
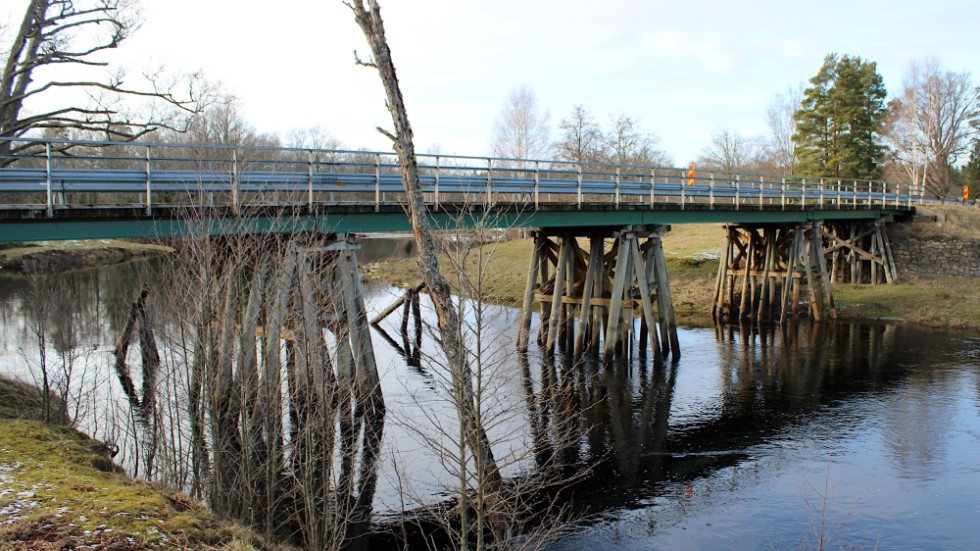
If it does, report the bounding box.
[4,0,980,164]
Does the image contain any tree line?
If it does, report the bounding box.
[5,1,979,198]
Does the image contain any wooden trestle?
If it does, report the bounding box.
[712,223,837,324]
[822,220,898,285]
[517,226,680,364]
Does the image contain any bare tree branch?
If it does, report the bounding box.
[1,0,207,161]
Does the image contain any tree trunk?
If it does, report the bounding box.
[348,0,505,539]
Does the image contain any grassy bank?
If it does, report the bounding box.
[0,239,173,274]
[372,215,980,330]
[0,377,286,551]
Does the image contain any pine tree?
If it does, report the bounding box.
[793,54,887,180]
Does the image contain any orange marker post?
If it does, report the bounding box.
[687,163,696,186]
[964,185,970,201]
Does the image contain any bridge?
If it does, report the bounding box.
[0,138,914,239]
[0,138,919,370]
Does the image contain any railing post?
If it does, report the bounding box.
[759,175,765,209]
[710,173,715,208]
[434,155,440,208]
[232,149,240,214]
[781,178,786,210]
[837,179,842,206]
[680,171,686,209]
[867,180,872,207]
[734,174,740,210]
[578,164,584,209]
[615,166,621,207]
[375,153,381,212]
[801,178,806,210]
[534,160,540,209]
[649,168,656,206]
[819,178,824,208]
[307,149,314,210]
[486,158,493,205]
[45,142,53,217]
[145,145,152,216]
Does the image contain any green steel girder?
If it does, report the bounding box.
[0,204,910,243]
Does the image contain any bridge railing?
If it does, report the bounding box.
[0,137,922,217]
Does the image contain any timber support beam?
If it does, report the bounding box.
[712,223,836,324]
[822,220,898,285]
[517,225,679,365]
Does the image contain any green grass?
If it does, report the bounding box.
[833,277,980,328]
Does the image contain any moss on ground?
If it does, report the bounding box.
[0,377,288,551]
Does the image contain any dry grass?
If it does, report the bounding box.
[892,204,980,240]
[372,225,723,319]
[0,239,173,273]
[371,219,980,330]
[834,276,980,328]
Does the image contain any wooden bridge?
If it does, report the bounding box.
[0,138,919,365]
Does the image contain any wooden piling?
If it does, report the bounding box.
[516,226,681,364]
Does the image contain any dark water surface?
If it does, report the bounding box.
[2,241,979,550]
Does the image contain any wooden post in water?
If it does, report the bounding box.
[516,225,680,364]
[714,223,837,325]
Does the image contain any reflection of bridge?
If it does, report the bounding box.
[517,322,903,517]
[0,138,917,362]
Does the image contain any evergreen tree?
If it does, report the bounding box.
[793,54,887,180]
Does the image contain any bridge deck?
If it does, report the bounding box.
[0,138,918,241]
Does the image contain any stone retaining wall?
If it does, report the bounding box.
[889,236,980,279]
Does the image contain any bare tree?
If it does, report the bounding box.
[0,0,207,159]
[346,0,507,544]
[176,97,279,148]
[554,104,605,163]
[284,126,343,150]
[602,114,671,166]
[490,85,551,166]
[883,96,929,192]
[764,85,803,175]
[696,129,759,173]
[885,58,977,197]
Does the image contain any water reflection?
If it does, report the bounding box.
[512,320,963,523]
[4,256,980,550]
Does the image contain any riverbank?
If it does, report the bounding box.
[0,376,288,550]
[0,239,173,274]
[372,207,980,330]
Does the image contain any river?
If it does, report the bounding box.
[1,239,979,550]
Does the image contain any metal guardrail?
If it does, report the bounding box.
[0,137,922,218]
